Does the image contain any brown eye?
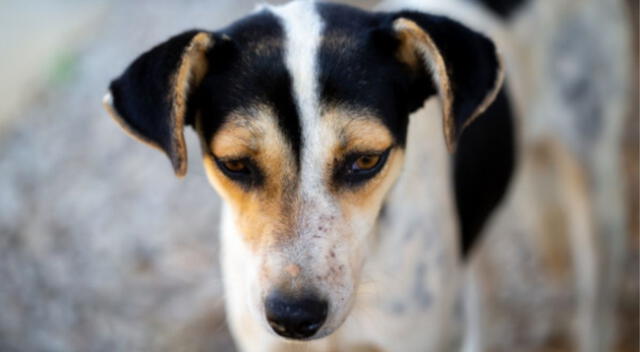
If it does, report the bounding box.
[215,157,263,187]
[222,159,248,173]
[336,148,391,186]
[353,155,381,171]
[217,157,251,176]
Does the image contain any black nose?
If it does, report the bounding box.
[265,292,328,339]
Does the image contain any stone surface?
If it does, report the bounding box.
[0,1,260,351]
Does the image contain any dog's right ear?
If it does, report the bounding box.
[103,30,214,177]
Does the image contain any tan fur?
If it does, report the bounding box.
[201,105,297,251]
[392,17,504,151]
[201,103,408,348]
[393,18,455,149]
[103,32,212,178]
[317,107,401,211]
[203,105,402,254]
[204,154,292,251]
[336,118,394,154]
[284,264,301,278]
[170,32,213,177]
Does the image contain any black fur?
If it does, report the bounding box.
[109,30,205,172]
[314,6,502,147]
[317,3,422,147]
[392,11,501,143]
[107,2,515,257]
[316,4,514,256]
[453,87,515,257]
[474,0,530,19]
[197,11,303,164]
[109,12,303,168]
[382,9,513,257]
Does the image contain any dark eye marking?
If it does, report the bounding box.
[334,147,392,187]
[214,156,264,188]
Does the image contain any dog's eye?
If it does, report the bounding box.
[222,160,248,173]
[336,148,391,187]
[353,155,381,171]
[215,157,263,187]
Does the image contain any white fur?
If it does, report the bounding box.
[269,0,360,337]
[222,2,358,349]
[271,1,330,201]
[220,2,463,351]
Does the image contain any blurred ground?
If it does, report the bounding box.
[0,1,261,351]
[0,1,636,352]
[0,1,108,128]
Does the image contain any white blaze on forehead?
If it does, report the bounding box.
[268,2,342,276]
[269,2,334,203]
[269,0,322,124]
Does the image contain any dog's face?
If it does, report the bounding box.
[204,103,404,339]
[104,1,502,341]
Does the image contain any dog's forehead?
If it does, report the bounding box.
[202,2,407,162]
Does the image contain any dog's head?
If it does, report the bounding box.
[104,1,503,341]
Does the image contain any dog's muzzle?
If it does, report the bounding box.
[265,291,328,339]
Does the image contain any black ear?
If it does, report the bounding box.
[389,12,504,151]
[103,30,214,177]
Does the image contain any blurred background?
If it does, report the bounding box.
[0,0,636,351]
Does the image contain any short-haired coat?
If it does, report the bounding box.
[104,1,515,350]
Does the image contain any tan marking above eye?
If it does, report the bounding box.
[322,106,394,157]
[353,154,381,171]
[211,122,258,158]
[198,104,298,250]
[342,121,393,153]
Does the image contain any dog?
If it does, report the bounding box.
[100,0,608,350]
[102,0,514,350]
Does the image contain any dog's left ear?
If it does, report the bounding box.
[103,30,214,177]
[387,12,504,151]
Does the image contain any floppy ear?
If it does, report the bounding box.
[103,30,213,177]
[390,12,504,151]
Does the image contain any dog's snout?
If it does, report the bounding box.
[265,292,328,339]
